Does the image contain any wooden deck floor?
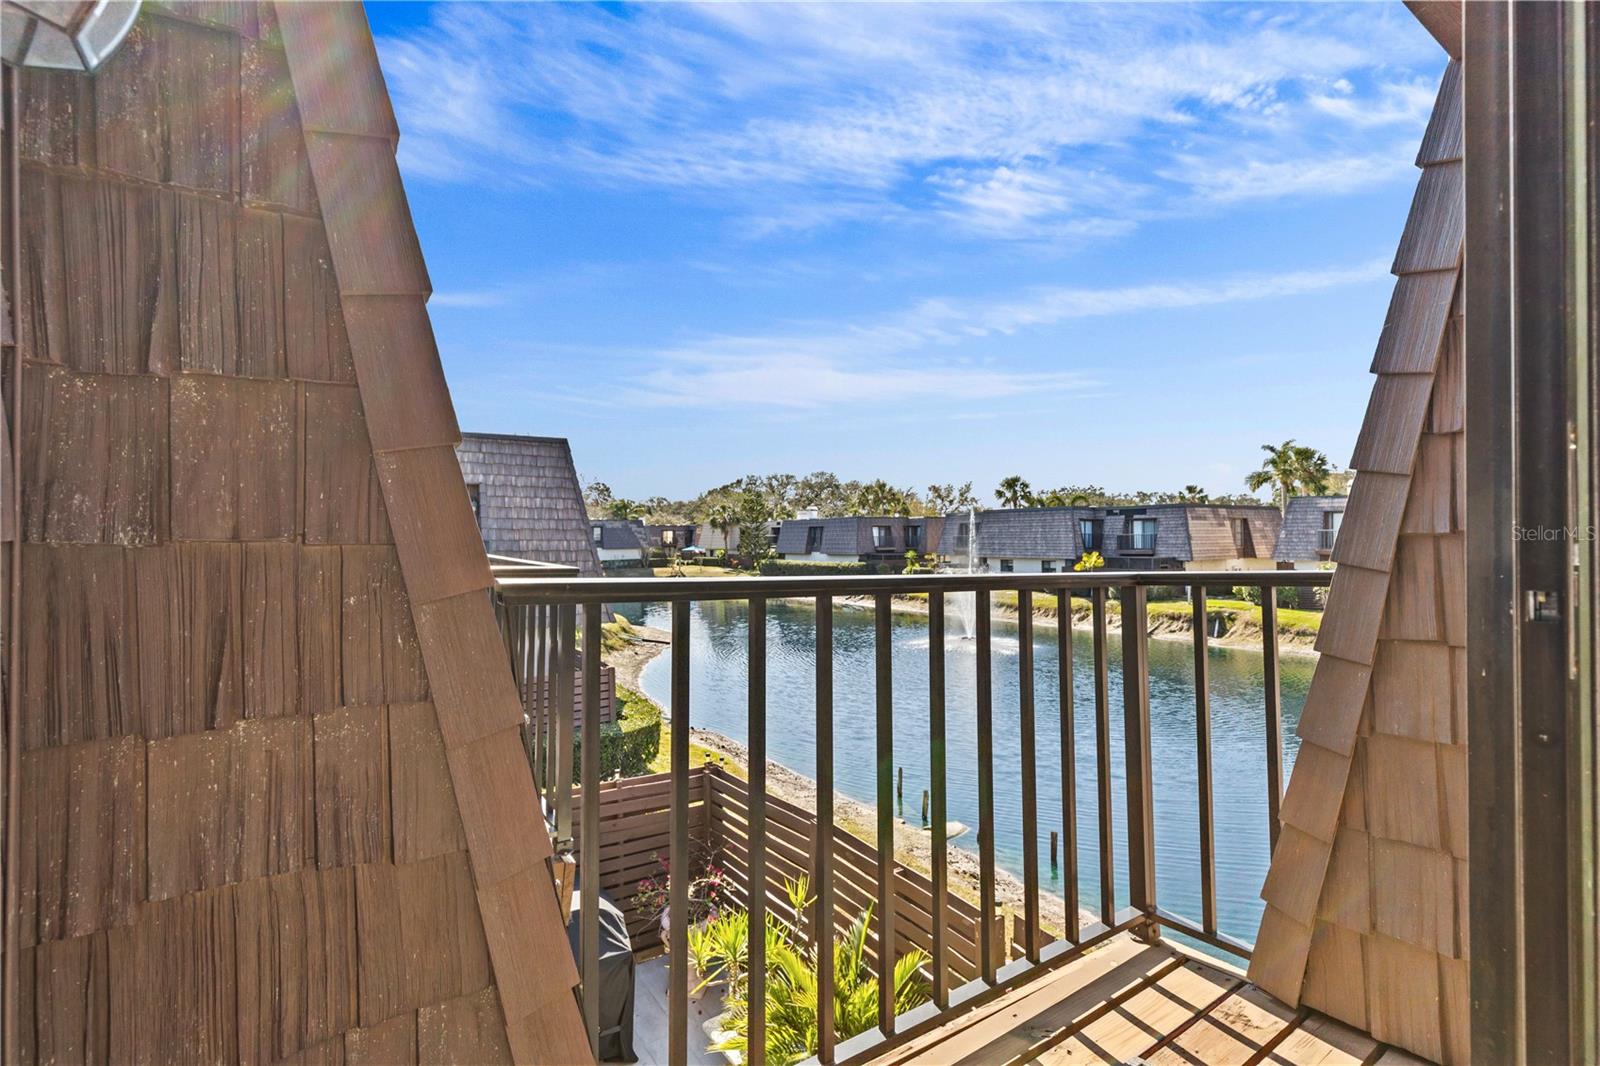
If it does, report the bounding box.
[869,934,1433,1066]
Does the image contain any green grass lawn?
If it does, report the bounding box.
[646,723,746,779]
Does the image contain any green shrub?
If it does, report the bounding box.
[1231,584,1298,607]
[757,559,871,576]
[573,687,662,781]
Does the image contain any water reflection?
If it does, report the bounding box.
[618,597,1311,949]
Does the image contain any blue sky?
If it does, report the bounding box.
[366,2,1447,502]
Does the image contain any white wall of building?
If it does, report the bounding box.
[597,547,644,563]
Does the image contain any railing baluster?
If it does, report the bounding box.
[976,589,997,982]
[928,592,949,1006]
[518,606,536,770]
[1191,584,1218,936]
[581,602,603,1056]
[1057,588,1079,944]
[873,592,896,1035]
[530,605,545,795]
[747,596,768,1066]
[1017,590,1041,964]
[553,604,577,844]
[1121,586,1157,931]
[669,600,691,1066]
[815,595,837,1065]
[1090,587,1115,927]
[1261,591,1284,851]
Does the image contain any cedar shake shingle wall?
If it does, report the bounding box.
[8,3,586,1062]
[1249,58,1465,1065]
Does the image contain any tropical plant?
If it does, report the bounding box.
[1176,484,1210,503]
[994,475,1032,509]
[704,500,737,549]
[1245,441,1333,515]
[926,481,979,515]
[1074,550,1106,572]
[606,498,648,521]
[850,479,919,517]
[712,899,931,1066]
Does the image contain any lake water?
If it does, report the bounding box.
[616,597,1311,950]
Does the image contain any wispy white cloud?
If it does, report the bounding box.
[624,256,1390,408]
[377,3,1444,241]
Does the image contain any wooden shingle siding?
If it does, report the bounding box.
[418,989,514,1066]
[18,737,147,946]
[339,546,427,705]
[240,37,317,212]
[234,867,360,1065]
[387,702,469,864]
[107,888,241,1065]
[313,706,394,868]
[352,852,492,1026]
[95,17,239,194]
[283,213,355,382]
[300,133,430,297]
[1371,271,1457,374]
[304,383,392,544]
[19,545,140,750]
[1349,374,1435,475]
[273,2,399,141]
[9,3,584,1058]
[146,717,314,900]
[1415,57,1463,166]
[1329,472,1408,571]
[344,1012,418,1065]
[20,170,177,375]
[412,592,526,750]
[171,375,299,540]
[373,446,492,604]
[1251,57,1469,1064]
[17,67,96,167]
[17,932,113,1064]
[1391,162,1463,274]
[341,297,459,453]
[22,367,168,544]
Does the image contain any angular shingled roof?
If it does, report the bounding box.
[456,432,605,576]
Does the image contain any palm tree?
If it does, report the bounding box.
[1246,441,1333,514]
[606,498,648,521]
[1177,484,1210,503]
[704,500,737,552]
[994,475,1032,509]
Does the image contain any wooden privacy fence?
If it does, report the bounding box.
[573,765,1000,981]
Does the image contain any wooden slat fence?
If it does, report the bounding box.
[575,765,1000,982]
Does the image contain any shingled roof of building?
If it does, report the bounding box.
[591,518,648,551]
[1274,495,1349,561]
[456,432,604,576]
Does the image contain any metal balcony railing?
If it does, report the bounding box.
[1318,527,1339,551]
[491,567,1331,1065]
[1115,532,1157,553]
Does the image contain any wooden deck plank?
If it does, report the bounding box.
[1027,960,1240,1064]
[881,937,1159,1065]
[1262,1012,1379,1065]
[870,935,1396,1066]
[1143,985,1300,1066]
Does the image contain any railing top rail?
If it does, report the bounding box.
[492,568,1332,605]
[488,553,584,580]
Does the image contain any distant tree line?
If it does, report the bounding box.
[581,442,1348,530]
